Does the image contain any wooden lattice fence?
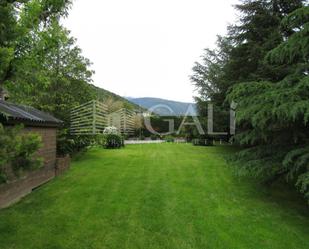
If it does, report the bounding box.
[107,108,136,135]
[70,101,138,136]
[70,100,108,135]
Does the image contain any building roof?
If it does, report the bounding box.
[0,100,62,127]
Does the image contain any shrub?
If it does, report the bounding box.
[11,133,43,174]
[185,134,194,142]
[102,134,124,149]
[0,124,43,183]
[56,129,75,156]
[165,135,175,143]
[57,129,98,156]
[103,126,118,135]
[150,134,158,140]
[101,126,124,149]
[57,127,125,154]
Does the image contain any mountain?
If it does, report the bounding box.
[126,97,197,116]
[90,85,141,111]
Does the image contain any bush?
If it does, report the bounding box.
[164,135,175,143]
[150,134,158,140]
[57,129,98,156]
[0,124,43,183]
[102,134,124,149]
[56,129,75,156]
[57,127,124,154]
[11,133,43,174]
[103,126,118,135]
[101,126,124,149]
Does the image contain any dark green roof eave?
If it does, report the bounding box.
[0,100,63,128]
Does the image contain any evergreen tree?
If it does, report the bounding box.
[227,6,309,196]
[192,0,308,199]
[191,0,303,138]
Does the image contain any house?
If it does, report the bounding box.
[0,99,69,208]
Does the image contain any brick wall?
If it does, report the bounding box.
[0,126,63,209]
[23,127,57,170]
[55,155,71,176]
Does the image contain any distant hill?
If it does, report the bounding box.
[90,85,141,111]
[126,97,197,116]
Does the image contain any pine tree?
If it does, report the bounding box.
[191,0,304,139]
[192,0,308,200]
[227,6,309,198]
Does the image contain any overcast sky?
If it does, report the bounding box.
[63,0,239,103]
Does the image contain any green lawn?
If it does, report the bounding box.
[1,144,309,249]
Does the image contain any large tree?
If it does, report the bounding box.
[227,6,309,193]
[7,20,95,123]
[191,0,304,136]
[1,0,99,156]
[0,0,72,89]
[192,0,304,108]
[0,0,97,124]
[191,0,308,199]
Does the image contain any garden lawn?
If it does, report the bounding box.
[1,144,309,249]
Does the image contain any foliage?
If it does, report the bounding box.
[0,0,139,155]
[191,0,304,128]
[142,116,201,138]
[6,19,95,123]
[0,124,42,183]
[94,87,139,111]
[103,126,119,135]
[150,134,159,140]
[56,129,75,156]
[0,0,72,87]
[56,129,100,156]
[192,1,309,201]
[227,6,309,194]
[101,134,124,149]
[164,135,175,143]
[99,126,124,149]
[191,36,232,106]
[97,126,124,149]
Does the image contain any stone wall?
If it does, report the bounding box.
[0,126,70,209]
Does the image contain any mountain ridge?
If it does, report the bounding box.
[90,85,141,110]
[126,97,197,116]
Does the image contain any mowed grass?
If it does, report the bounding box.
[1,144,309,249]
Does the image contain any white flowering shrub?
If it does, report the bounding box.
[101,127,124,149]
[103,127,119,135]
